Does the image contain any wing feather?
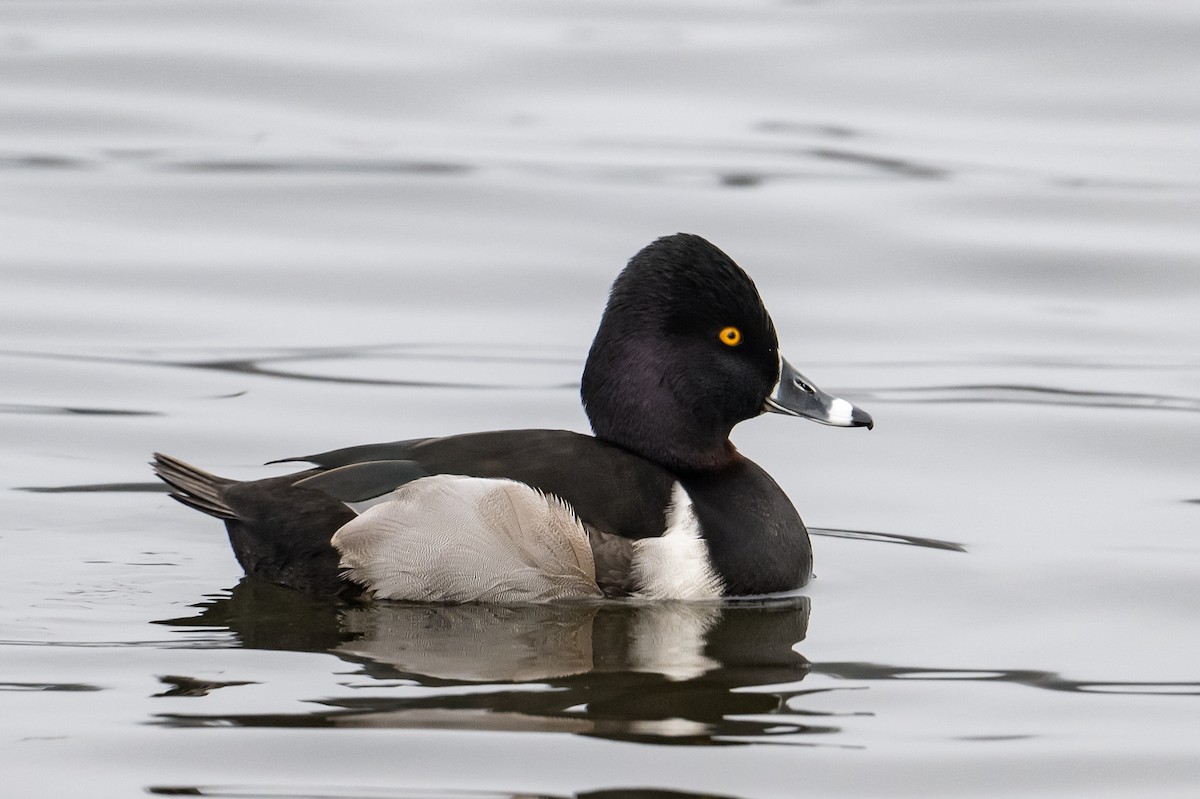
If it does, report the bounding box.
[332,475,603,603]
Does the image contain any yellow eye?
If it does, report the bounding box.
[718,326,742,347]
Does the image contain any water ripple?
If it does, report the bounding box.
[0,681,103,692]
[815,662,1200,697]
[0,402,159,417]
[165,158,472,176]
[810,146,947,179]
[862,384,1200,413]
[148,787,747,799]
[0,152,95,170]
[810,527,965,553]
[5,137,1197,191]
[18,482,168,494]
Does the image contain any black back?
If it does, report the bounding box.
[291,429,679,541]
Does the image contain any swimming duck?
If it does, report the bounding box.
[153,233,872,602]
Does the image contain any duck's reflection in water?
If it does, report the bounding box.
[156,581,836,744]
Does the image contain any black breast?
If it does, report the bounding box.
[680,458,812,595]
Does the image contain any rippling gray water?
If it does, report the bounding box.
[3,2,1199,798]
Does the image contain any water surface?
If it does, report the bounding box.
[2,2,1199,798]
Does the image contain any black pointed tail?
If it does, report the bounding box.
[151,453,237,520]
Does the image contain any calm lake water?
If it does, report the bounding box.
[3,2,1199,797]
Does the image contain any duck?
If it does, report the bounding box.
[153,233,873,603]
